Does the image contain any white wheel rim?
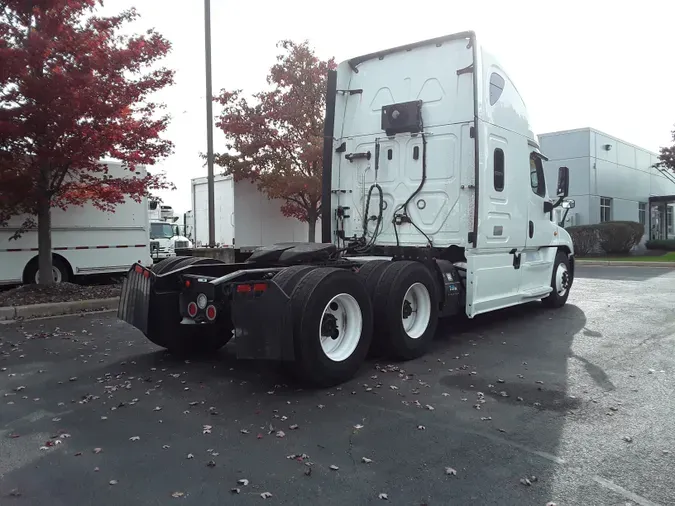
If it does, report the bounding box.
[35,266,62,284]
[555,263,569,296]
[319,293,363,362]
[401,282,431,339]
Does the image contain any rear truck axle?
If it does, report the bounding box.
[117,253,466,386]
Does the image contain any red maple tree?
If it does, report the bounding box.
[214,40,336,242]
[0,0,174,284]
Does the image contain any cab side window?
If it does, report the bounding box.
[529,153,546,198]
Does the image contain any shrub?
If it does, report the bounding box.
[567,225,600,256]
[646,239,675,251]
[596,221,644,254]
[567,221,644,256]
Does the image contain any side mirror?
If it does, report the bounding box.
[561,199,575,210]
[556,166,569,197]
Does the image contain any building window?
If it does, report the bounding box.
[600,197,612,222]
[638,202,646,226]
[529,153,546,198]
[493,148,504,192]
[668,206,674,234]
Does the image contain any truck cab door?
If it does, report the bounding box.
[520,151,557,293]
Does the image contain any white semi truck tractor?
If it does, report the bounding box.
[118,31,575,387]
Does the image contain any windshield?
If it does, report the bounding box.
[150,222,174,239]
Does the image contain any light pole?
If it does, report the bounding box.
[204,0,215,247]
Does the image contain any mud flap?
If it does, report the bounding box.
[117,264,152,335]
[230,281,295,361]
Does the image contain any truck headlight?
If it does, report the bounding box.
[196,293,208,310]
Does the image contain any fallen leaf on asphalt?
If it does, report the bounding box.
[52,417,61,422]
[14,386,25,392]
[354,424,364,430]
[74,452,82,456]
[129,436,140,441]
[417,425,426,430]
[520,478,531,486]
[240,429,250,434]
[237,479,249,486]
[445,467,457,476]
[378,493,388,500]
[330,464,339,470]
[94,467,100,472]
[109,480,118,485]
[497,379,505,383]
[648,369,655,374]
[535,380,544,384]
[425,405,435,411]
[304,466,312,476]
[93,447,102,454]
[289,424,299,430]
[260,492,272,499]
[231,488,241,494]
[623,436,633,443]
[276,431,286,438]
[187,453,194,459]
[317,404,325,409]
[171,492,184,498]
[546,503,557,506]
[390,385,398,390]
[9,488,21,497]
[154,406,162,412]
[101,416,108,420]
[257,433,263,439]
[206,460,216,468]
[69,377,78,382]
[203,425,212,434]
[480,417,492,421]
[189,401,200,406]
[517,397,524,402]
[362,457,373,464]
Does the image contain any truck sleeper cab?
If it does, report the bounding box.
[117,31,574,387]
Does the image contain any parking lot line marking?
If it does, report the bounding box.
[592,476,662,506]
[350,400,565,465]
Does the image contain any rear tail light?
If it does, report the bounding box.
[205,305,217,321]
[236,282,268,293]
[143,270,150,279]
[187,302,198,318]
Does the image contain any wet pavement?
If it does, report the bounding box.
[0,265,674,505]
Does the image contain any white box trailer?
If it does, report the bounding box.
[0,161,152,285]
[190,175,317,250]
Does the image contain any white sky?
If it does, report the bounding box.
[100,0,675,215]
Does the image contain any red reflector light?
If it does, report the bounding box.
[253,283,268,292]
[187,302,198,317]
[135,265,143,273]
[143,270,150,279]
[206,305,217,321]
[236,284,252,293]
[185,280,191,288]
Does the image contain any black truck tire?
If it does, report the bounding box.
[372,261,440,360]
[151,256,187,274]
[356,259,390,296]
[145,257,233,355]
[273,265,317,295]
[541,250,572,308]
[288,267,373,387]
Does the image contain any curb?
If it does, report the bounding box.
[0,297,119,321]
[576,260,675,268]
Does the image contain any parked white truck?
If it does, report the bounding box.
[190,175,315,251]
[119,32,575,387]
[0,161,152,285]
[148,201,193,261]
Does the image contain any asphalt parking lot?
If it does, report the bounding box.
[1,265,674,505]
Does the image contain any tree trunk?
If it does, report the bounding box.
[307,214,316,243]
[36,195,53,285]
